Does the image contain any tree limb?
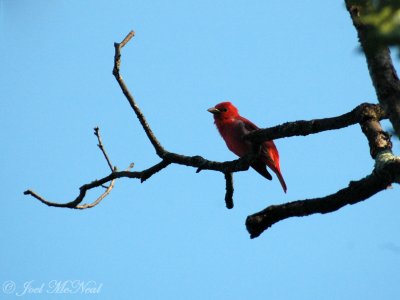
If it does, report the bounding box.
[345,1,400,138]
[245,102,387,143]
[246,160,399,238]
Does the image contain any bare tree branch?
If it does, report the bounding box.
[246,161,399,238]
[76,175,117,209]
[23,161,168,208]
[245,103,387,143]
[112,31,166,157]
[25,126,119,208]
[94,127,114,172]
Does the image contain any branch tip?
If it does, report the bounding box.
[224,173,234,209]
[119,31,135,48]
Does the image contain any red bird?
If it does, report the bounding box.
[208,101,287,193]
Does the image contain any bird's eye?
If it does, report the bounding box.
[221,108,228,112]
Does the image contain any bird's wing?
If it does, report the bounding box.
[240,115,279,165]
[239,116,259,132]
[237,117,273,180]
[239,116,275,161]
[251,160,273,180]
[262,141,280,167]
[239,116,287,192]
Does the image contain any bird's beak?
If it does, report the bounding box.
[207,107,220,114]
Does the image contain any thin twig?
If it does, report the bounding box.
[113,31,166,157]
[119,31,135,48]
[94,127,114,172]
[75,179,116,209]
[24,161,169,208]
[75,164,134,209]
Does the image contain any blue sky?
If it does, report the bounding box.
[1,0,399,299]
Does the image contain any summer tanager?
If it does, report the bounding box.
[208,101,287,193]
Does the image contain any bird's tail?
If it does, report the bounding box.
[267,163,287,193]
[262,141,287,193]
[275,169,287,193]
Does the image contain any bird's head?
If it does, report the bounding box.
[207,102,239,122]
